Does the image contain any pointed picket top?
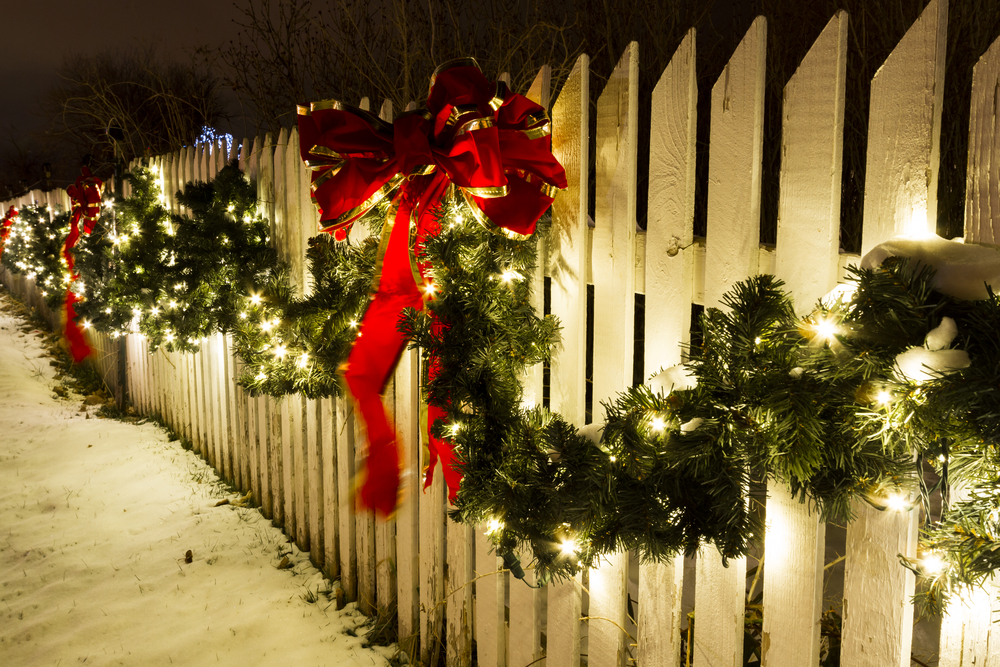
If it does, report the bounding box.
[860,0,948,254]
[703,15,767,309]
[774,11,848,312]
[548,52,590,427]
[964,33,1000,244]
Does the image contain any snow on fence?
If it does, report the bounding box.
[4,0,1000,664]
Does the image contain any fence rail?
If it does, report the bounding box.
[4,1,1000,664]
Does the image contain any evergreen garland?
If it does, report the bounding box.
[75,163,279,351]
[1,204,71,311]
[7,158,1000,607]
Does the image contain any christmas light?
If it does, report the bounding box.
[650,416,666,433]
[250,293,262,305]
[886,494,909,512]
[813,317,838,340]
[875,389,892,406]
[274,344,287,359]
[500,269,521,283]
[485,517,504,535]
[559,538,577,557]
[921,552,946,575]
[297,353,309,368]
[82,320,91,329]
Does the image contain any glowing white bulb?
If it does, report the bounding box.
[255,371,267,381]
[486,517,504,535]
[921,552,946,575]
[274,344,287,359]
[227,204,235,213]
[500,269,521,284]
[104,199,114,209]
[250,294,262,305]
[650,416,666,433]
[423,282,437,296]
[349,320,358,329]
[559,538,577,557]
[82,320,91,329]
[814,318,838,340]
[261,320,273,332]
[239,311,247,319]
[875,390,892,406]
[169,300,177,309]
[150,307,160,317]
[165,332,175,343]
[297,353,309,368]
[886,494,908,512]
[450,422,462,437]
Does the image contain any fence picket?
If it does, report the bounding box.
[338,397,358,601]
[843,1,947,664]
[475,528,505,667]
[638,28,697,667]
[394,348,420,658]
[762,11,848,667]
[589,41,638,667]
[446,522,473,666]
[306,397,322,565]
[695,15,767,667]
[321,396,338,578]
[257,394,272,518]
[964,34,1000,244]
[420,464,446,666]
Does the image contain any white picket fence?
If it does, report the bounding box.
[4,1,1000,664]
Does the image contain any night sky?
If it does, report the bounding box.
[0,0,245,137]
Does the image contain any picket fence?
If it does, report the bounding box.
[4,0,1000,664]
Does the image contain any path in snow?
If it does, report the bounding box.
[0,291,394,666]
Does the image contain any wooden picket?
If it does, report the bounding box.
[9,3,1000,665]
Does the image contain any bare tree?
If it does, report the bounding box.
[44,48,229,171]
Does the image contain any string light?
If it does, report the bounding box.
[886,494,909,512]
[274,344,287,359]
[500,269,521,284]
[921,552,946,575]
[486,517,504,535]
[297,353,309,368]
[650,416,666,433]
[559,538,578,557]
[875,389,892,406]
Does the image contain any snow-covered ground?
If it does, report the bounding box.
[0,291,395,666]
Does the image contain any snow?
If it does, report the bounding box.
[925,316,957,351]
[893,315,970,384]
[860,233,1000,300]
[648,364,697,396]
[0,294,395,666]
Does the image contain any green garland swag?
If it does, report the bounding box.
[1,204,71,311]
[8,162,1000,608]
[73,163,279,351]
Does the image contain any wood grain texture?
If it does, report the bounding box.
[337,397,358,601]
[703,16,767,308]
[637,561,684,667]
[589,550,630,667]
[760,481,825,666]
[841,500,918,667]
[964,34,1000,244]
[860,0,948,254]
[546,574,583,667]
[645,28,696,382]
[446,522,473,667]
[394,348,420,658]
[693,548,747,667]
[548,53,590,425]
[474,528,505,667]
[774,11,847,312]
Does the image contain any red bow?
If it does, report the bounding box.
[298,59,567,516]
[0,207,18,259]
[63,167,104,363]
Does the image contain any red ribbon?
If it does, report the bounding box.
[63,167,103,363]
[0,207,17,260]
[298,59,566,516]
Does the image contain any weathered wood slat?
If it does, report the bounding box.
[321,396,338,578]
[964,34,1000,244]
[420,465,446,666]
[638,30,698,667]
[695,15,766,667]
[549,53,590,426]
[861,0,948,252]
[446,522,473,667]
[306,397,323,566]
[394,348,420,658]
[762,11,848,667]
[474,528,505,667]
[590,41,638,667]
[844,2,947,665]
[337,397,358,601]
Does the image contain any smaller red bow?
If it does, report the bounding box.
[63,167,104,362]
[0,207,18,259]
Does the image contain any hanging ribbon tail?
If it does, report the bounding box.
[345,197,425,516]
[61,211,90,363]
[64,290,91,363]
[423,402,462,504]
